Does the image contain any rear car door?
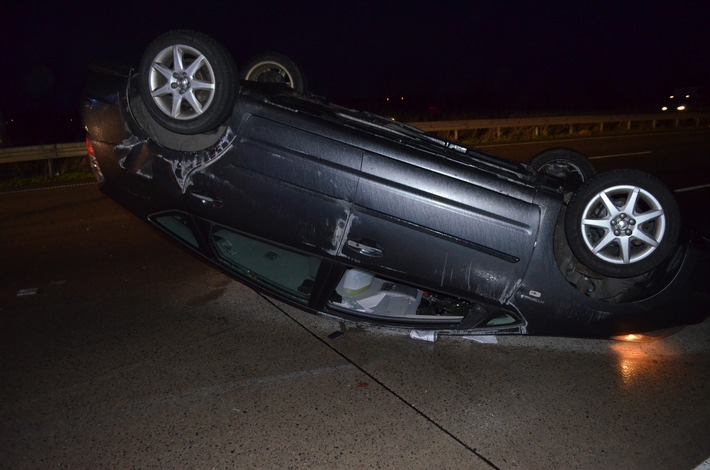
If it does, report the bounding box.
[189,115,362,258]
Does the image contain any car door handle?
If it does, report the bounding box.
[346,239,383,257]
[189,190,223,208]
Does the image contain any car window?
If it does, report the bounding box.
[328,268,521,327]
[211,227,320,303]
[153,213,199,248]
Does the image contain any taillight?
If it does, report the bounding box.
[85,133,95,157]
[85,133,104,183]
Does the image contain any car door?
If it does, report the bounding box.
[187,115,362,258]
[341,147,541,302]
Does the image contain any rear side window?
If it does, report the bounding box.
[212,227,321,303]
[153,213,199,248]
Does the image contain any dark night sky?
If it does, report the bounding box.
[1,0,709,127]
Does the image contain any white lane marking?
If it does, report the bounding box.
[587,151,709,194]
[589,151,653,160]
[674,183,710,193]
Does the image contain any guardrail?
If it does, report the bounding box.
[0,142,87,176]
[409,112,710,140]
[1,113,709,171]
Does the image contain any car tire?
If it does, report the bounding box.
[241,52,307,94]
[531,148,596,184]
[138,30,238,135]
[564,169,681,278]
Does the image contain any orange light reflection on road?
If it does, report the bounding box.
[609,338,680,390]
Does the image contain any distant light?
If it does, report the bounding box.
[685,94,690,98]
[661,106,668,111]
[400,96,405,101]
[386,97,390,102]
[670,95,674,99]
[677,105,686,111]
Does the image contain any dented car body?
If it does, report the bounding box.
[82,50,709,340]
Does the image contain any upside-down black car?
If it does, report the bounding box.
[82,30,708,340]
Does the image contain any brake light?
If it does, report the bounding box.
[85,133,104,183]
[86,133,95,157]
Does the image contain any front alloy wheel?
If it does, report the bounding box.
[564,169,681,278]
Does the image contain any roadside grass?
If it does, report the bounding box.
[1,156,94,189]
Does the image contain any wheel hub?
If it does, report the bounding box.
[610,213,636,236]
[172,72,191,94]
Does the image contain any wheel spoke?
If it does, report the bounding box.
[634,209,663,225]
[185,54,207,77]
[151,82,174,98]
[183,90,204,115]
[152,62,174,81]
[617,237,632,264]
[190,79,215,91]
[591,231,617,254]
[622,187,640,213]
[582,218,610,229]
[633,230,660,247]
[172,45,185,71]
[170,94,184,118]
[599,191,620,218]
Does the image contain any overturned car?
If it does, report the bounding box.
[82,30,708,340]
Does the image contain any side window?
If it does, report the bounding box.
[153,213,199,248]
[328,268,522,327]
[212,227,321,303]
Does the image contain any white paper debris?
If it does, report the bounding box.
[410,330,438,342]
[17,288,39,297]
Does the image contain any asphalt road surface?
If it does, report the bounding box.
[1,130,709,469]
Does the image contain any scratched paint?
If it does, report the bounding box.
[156,127,237,192]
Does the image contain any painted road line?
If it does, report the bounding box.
[674,183,710,193]
[589,151,653,160]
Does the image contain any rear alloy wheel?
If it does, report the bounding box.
[564,169,681,278]
[138,30,238,135]
[531,148,596,185]
[241,52,307,93]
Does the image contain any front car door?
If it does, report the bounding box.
[342,145,541,303]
